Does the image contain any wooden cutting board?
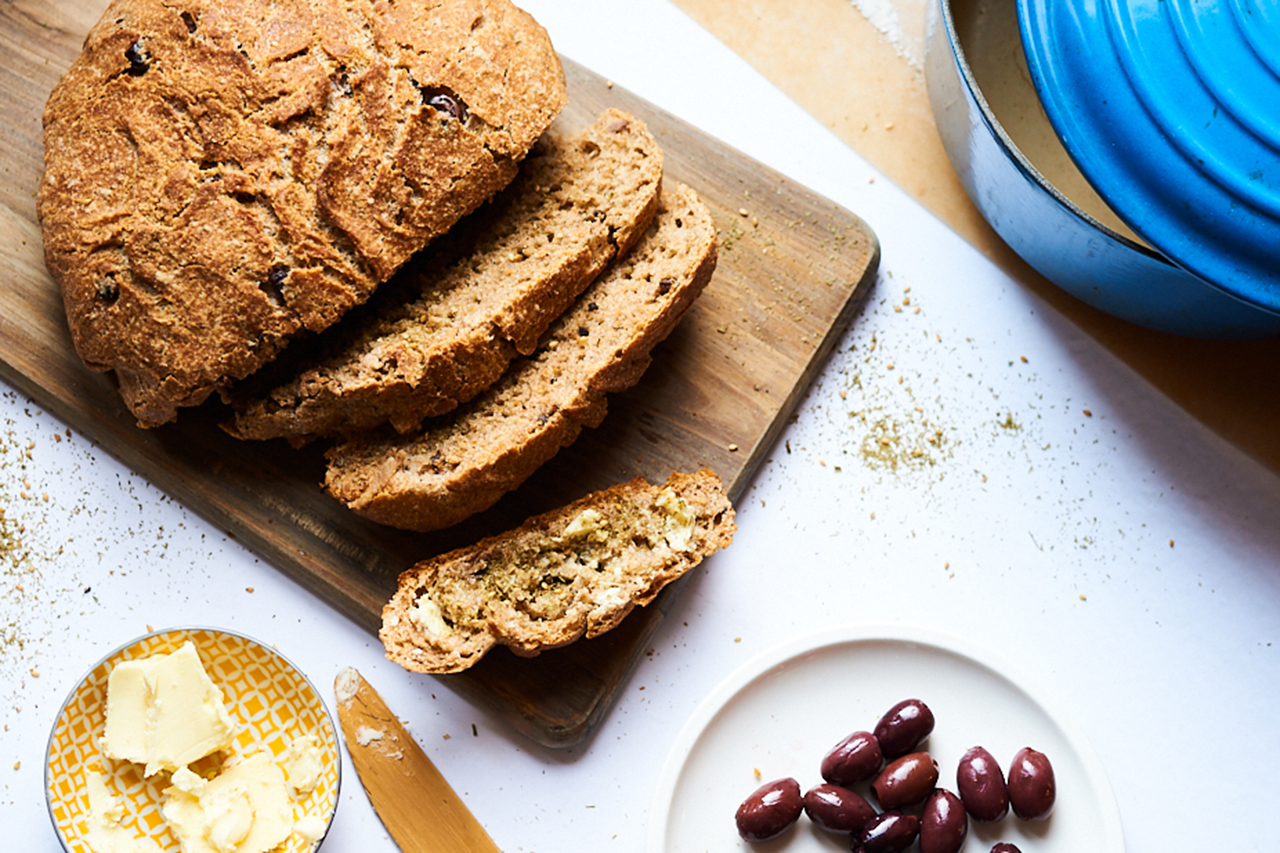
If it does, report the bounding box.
[0,0,878,746]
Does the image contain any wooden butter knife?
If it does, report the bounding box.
[334,667,502,853]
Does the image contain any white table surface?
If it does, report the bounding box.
[7,1,1280,851]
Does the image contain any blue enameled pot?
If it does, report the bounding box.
[925,0,1280,338]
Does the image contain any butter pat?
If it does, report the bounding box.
[280,735,323,797]
[293,814,326,843]
[102,642,236,777]
[162,754,294,853]
[85,769,163,853]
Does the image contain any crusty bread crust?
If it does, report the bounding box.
[39,0,565,427]
[379,469,735,674]
[324,183,718,531]
[225,109,663,441]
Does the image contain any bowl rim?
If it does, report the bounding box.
[44,625,342,853]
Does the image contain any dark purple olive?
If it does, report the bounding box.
[821,730,884,785]
[956,746,1009,821]
[990,845,1023,853]
[804,784,877,834]
[871,751,939,810]
[1007,747,1055,820]
[919,788,968,853]
[735,777,803,842]
[853,811,920,853]
[874,699,935,758]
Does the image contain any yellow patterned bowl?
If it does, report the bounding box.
[45,627,341,852]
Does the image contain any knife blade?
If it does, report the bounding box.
[334,667,502,853]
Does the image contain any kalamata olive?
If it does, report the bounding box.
[853,811,920,853]
[1007,747,1055,820]
[871,751,939,810]
[956,745,1009,821]
[874,699,935,758]
[920,788,968,853]
[990,844,1023,853]
[821,730,884,785]
[804,783,877,834]
[735,777,803,842]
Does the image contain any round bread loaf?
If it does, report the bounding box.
[38,0,566,426]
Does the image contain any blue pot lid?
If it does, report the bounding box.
[1018,0,1280,312]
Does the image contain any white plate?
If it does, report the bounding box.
[648,624,1123,852]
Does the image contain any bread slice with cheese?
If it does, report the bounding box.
[324,183,718,531]
[380,469,735,674]
[225,110,663,440]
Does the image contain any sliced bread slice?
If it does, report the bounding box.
[379,469,735,674]
[225,109,663,440]
[324,183,718,531]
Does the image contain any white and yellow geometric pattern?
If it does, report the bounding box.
[46,628,341,852]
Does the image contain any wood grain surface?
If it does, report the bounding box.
[0,0,879,746]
